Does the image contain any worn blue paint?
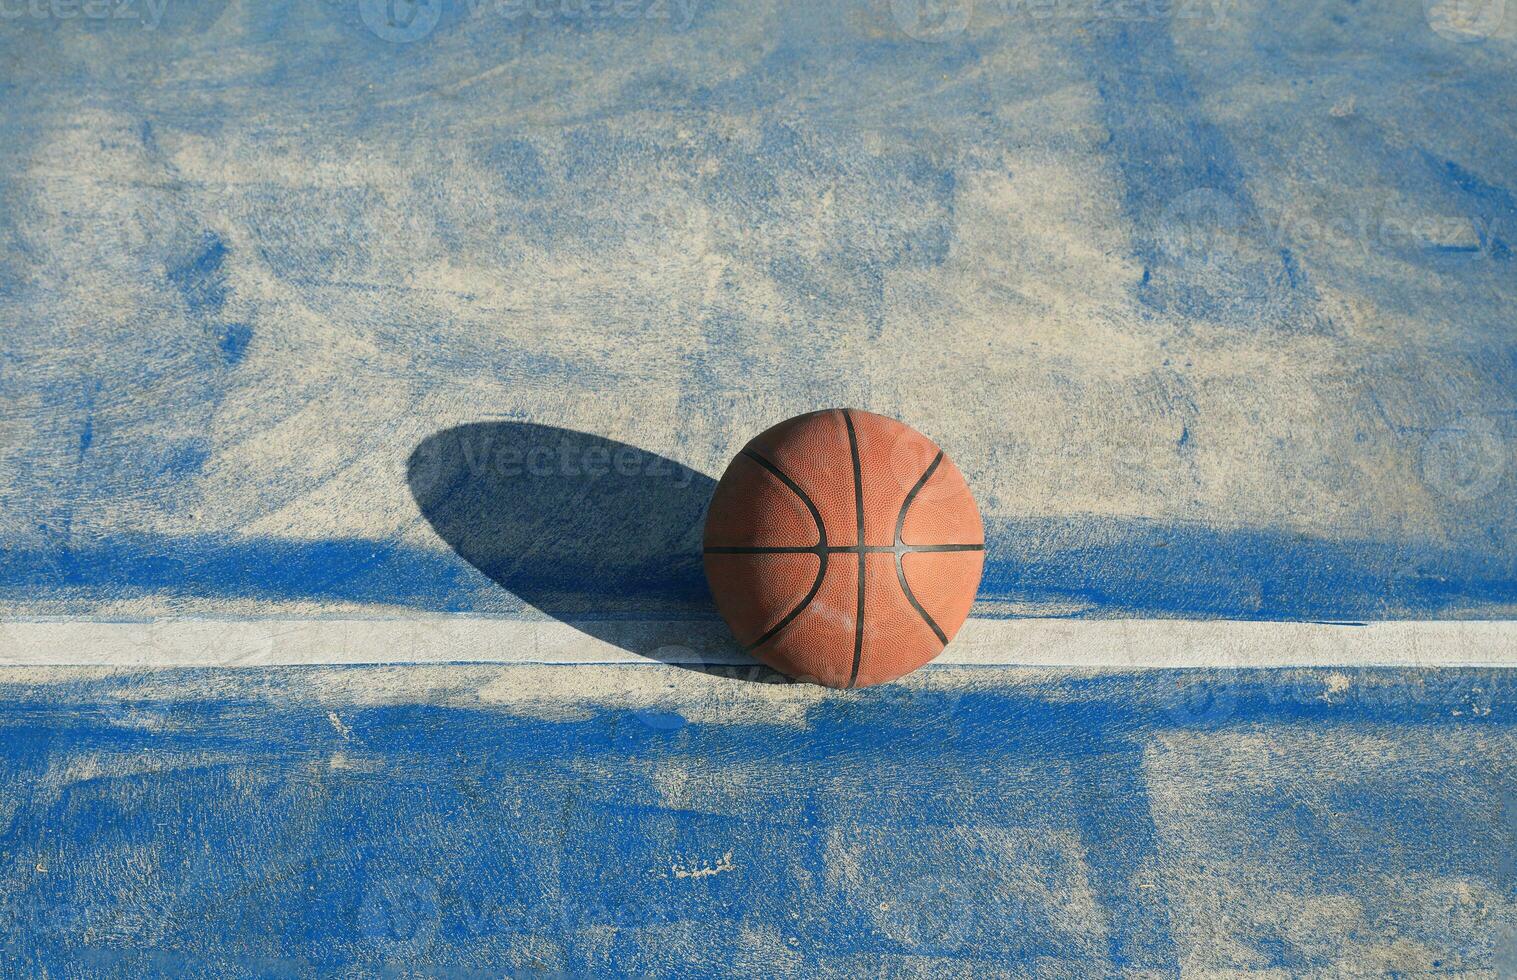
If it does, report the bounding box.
[1075,17,1320,327]
[0,667,1509,975]
[1,0,1511,624]
[218,324,253,365]
[1,518,1514,621]
[166,234,233,318]
[3,0,1517,973]
[1432,155,1516,260]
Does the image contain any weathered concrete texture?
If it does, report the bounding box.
[1,0,1515,622]
[0,665,1510,976]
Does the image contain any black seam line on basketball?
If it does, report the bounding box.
[739,449,825,548]
[894,450,949,646]
[705,544,984,554]
[842,410,865,689]
[895,450,943,545]
[895,556,947,645]
[737,449,828,653]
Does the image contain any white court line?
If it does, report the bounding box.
[0,618,1514,668]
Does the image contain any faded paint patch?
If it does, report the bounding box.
[0,0,1513,625]
[0,665,1505,973]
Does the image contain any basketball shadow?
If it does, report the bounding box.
[407,422,779,681]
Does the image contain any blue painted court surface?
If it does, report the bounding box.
[2,0,1517,974]
[0,667,1511,976]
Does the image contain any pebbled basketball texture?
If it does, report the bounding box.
[703,409,985,688]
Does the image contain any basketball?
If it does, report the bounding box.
[703,410,985,688]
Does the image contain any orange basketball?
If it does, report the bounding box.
[703,409,984,688]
